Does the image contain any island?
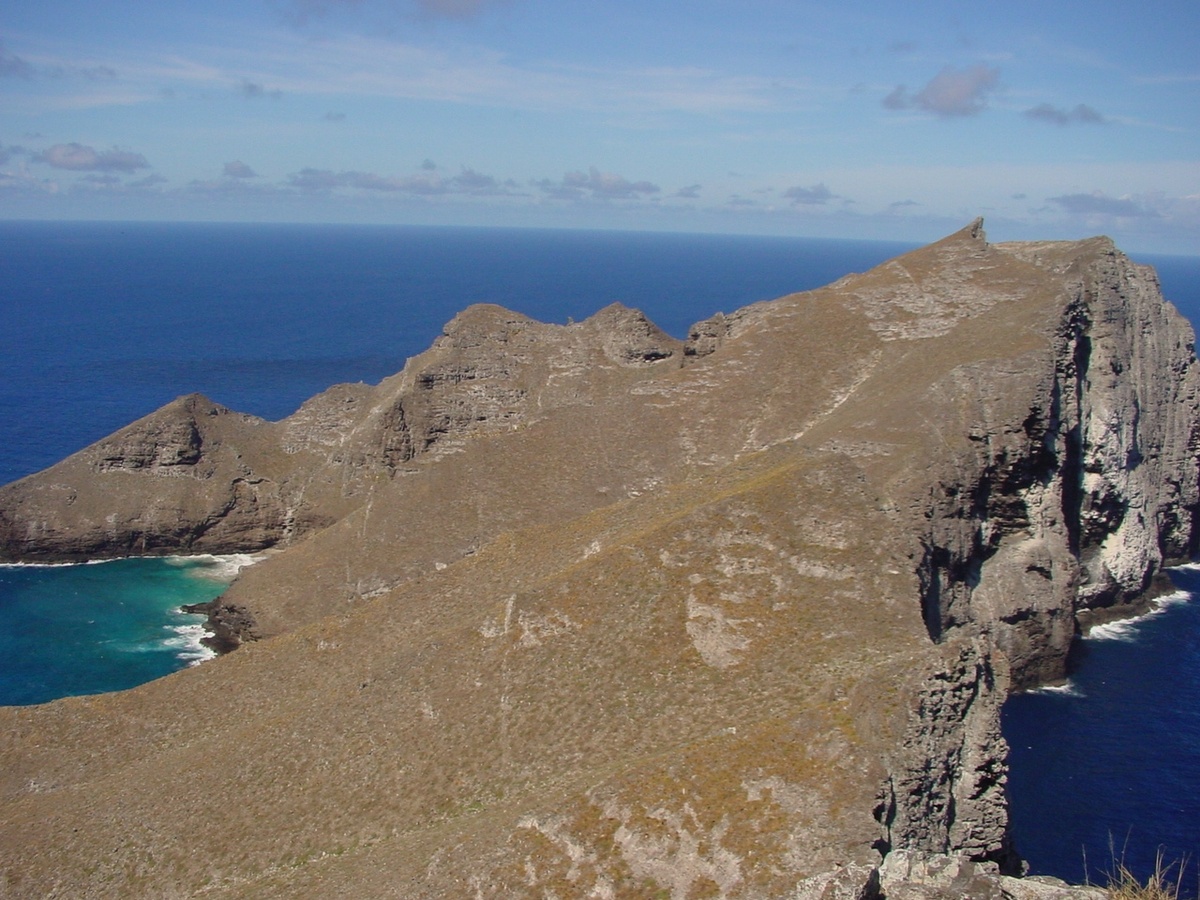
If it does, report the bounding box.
[0,220,1193,898]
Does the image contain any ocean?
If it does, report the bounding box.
[1,220,1199,887]
[1004,569,1200,892]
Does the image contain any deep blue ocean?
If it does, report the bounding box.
[1,220,1198,887]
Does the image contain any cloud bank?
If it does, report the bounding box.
[34,143,150,173]
[537,167,660,201]
[1049,192,1155,218]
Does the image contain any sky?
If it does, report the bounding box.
[1,0,1198,254]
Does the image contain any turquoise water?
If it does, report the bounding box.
[0,556,248,706]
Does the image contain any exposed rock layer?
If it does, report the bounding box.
[0,222,1196,898]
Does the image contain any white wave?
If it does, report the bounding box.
[1087,618,1143,642]
[3,552,266,578]
[1031,680,1084,697]
[1085,589,1192,641]
[0,558,119,569]
[1153,589,1191,609]
[168,552,268,583]
[0,561,71,569]
[1014,678,1084,698]
[163,623,217,666]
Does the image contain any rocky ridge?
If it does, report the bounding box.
[0,221,1195,898]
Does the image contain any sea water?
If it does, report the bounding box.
[1,222,1199,887]
[0,554,254,706]
[1003,570,1200,894]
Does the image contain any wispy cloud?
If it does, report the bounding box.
[45,63,118,81]
[0,170,57,193]
[452,166,502,194]
[413,0,506,20]
[285,164,519,196]
[1024,103,1104,126]
[0,142,27,165]
[884,64,1000,117]
[2,27,819,120]
[238,79,283,99]
[1133,72,1200,85]
[1049,192,1156,218]
[33,142,150,173]
[183,160,525,200]
[0,42,35,79]
[536,167,660,201]
[277,0,509,25]
[783,183,838,205]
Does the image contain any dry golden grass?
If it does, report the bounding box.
[1104,849,1189,900]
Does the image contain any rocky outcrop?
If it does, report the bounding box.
[876,639,1014,868]
[0,394,294,559]
[905,238,1200,688]
[0,222,1194,898]
[792,850,1109,899]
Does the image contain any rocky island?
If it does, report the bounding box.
[0,221,1195,898]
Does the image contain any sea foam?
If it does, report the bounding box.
[166,552,267,582]
[1027,680,1084,698]
[1086,588,1192,641]
[163,623,218,666]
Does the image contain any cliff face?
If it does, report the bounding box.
[905,238,1200,689]
[0,222,1195,899]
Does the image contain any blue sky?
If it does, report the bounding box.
[1,0,1198,253]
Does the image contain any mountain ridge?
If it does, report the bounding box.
[0,221,1195,898]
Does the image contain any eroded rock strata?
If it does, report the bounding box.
[0,221,1195,898]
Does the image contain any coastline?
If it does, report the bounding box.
[0,554,249,706]
[1002,567,1200,893]
[1012,570,1197,697]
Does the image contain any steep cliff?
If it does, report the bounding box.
[0,222,1195,898]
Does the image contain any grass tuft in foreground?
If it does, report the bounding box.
[1105,851,1188,900]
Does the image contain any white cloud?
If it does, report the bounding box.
[223,161,258,178]
[537,167,660,201]
[783,183,837,205]
[884,64,1000,117]
[452,167,500,194]
[1048,192,1156,218]
[284,164,517,196]
[33,142,150,173]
